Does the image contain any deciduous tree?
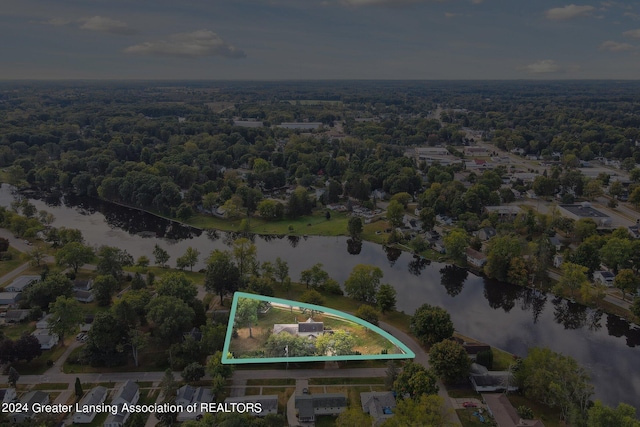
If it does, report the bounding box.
[410,304,454,347]
[428,340,471,384]
[49,296,83,345]
[344,264,383,304]
[376,284,397,313]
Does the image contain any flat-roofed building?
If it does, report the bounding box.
[4,275,39,292]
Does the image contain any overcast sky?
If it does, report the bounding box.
[1,0,640,80]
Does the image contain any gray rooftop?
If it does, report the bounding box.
[559,204,609,218]
[5,275,39,292]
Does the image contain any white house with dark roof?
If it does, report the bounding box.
[73,386,107,424]
[0,388,16,404]
[593,271,615,287]
[11,391,48,423]
[176,385,214,421]
[273,318,324,338]
[4,275,39,292]
[295,393,348,423]
[32,329,59,350]
[104,380,139,427]
[0,292,21,306]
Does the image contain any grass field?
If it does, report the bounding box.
[506,394,563,427]
[13,343,67,375]
[0,247,27,285]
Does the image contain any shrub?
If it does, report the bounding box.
[476,349,494,369]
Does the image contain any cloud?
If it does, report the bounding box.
[124,30,246,58]
[44,16,137,35]
[623,28,640,38]
[78,16,137,35]
[599,40,636,51]
[545,4,595,20]
[520,59,561,74]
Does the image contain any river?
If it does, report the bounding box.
[1,184,638,409]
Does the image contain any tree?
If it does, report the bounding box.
[177,246,200,271]
[75,377,83,399]
[274,257,289,286]
[443,229,468,263]
[233,238,257,279]
[153,244,170,267]
[146,296,195,343]
[124,329,150,368]
[28,244,47,267]
[315,329,356,356]
[136,255,150,269]
[410,304,454,347]
[207,351,234,394]
[300,263,330,290]
[235,297,260,338]
[181,362,206,383]
[632,297,640,320]
[257,199,284,220]
[599,238,633,274]
[574,218,598,242]
[584,179,603,200]
[555,262,589,298]
[344,264,383,303]
[83,311,127,366]
[335,408,373,427]
[516,347,593,421]
[587,401,640,427]
[264,333,315,358]
[25,272,73,309]
[393,361,439,398]
[630,186,640,209]
[96,246,133,278]
[609,181,624,199]
[14,333,41,362]
[48,296,83,345]
[93,275,118,306]
[419,207,436,231]
[355,304,380,326]
[160,368,178,404]
[614,269,639,301]
[347,217,363,239]
[507,257,529,287]
[386,199,404,228]
[204,250,240,305]
[484,234,522,282]
[300,289,324,306]
[156,272,197,305]
[376,284,397,313]
[287,186,314,218]
[382,394,453,427]
[428,340,471,384]
[7,367,19,388]
[55,242,93,274]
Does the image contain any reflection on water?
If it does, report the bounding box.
[1,185,639,408]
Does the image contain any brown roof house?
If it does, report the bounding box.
[466,247,488,268]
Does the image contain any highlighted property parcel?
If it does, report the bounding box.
[221,292,415,364]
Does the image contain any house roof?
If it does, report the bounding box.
[595,271,615,279]
[114,380,138,404]
[298,319,324,333]
[465,247,487,261]
[5,310,29,321]
[21,391,48,406]
[5,275,39,292]
[296,393,348,409]
[361,391,396,422]
[177,385,195,403]
[79,387,107,407]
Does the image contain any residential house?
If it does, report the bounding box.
[73,386,108,424]
[224,395,279,417]
[552,254,564,269]
[295,393,348,423]
[273,318,324,339]
[482,393,545,427]
[484,206,522,220]
[11,391,49,423]
[36,313,55,329]
[73,279,93,291]
[4,275,39,292]
[593,271,615,288]
[74,289,95,303]
[466,248,487,268]
[32,329,59,350]
[470,363,518,393]
[0,292,21,306]
[4,309,29,323]
[477,227,497,241]
[549,235,562,252]
[104,380,140,427]
[0,388,16,404]
[176,385,214,421]
[360,391,396,426]
[432,239,446,254]
[628,224,640,239]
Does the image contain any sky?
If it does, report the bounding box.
[1,0,640,80]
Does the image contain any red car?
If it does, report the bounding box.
[462,401,477,408]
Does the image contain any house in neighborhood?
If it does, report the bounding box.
[553,254,564,269]
[466,248,488,268]
[73,279,94,291]
[628,224,640,239]
[176,385,214,421]
[273,318,324,339]
[73,386,107,424]
[470,363,518,393]
[360,391,397,426]
[74,289,95,303]
[549,235,562,251]
[482,393,545,427]
[11,391,48,423]
[224,395,279,417]
[4,309,29,323]
[484,206,522,220]
[104,380,140,427]
[432,239,446,254]
[36,313,55,329]
[0,292,21,306]
[4,275,39,292]
[295,393,348,423]
[477,227,497,241]
[0,388,16,404]
[32,329,59,350]
[593,271,615,287]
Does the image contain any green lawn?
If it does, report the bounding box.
[31,383,68,390]
[506,394,563,427]
[309,377,385,385]
[246,378,296,386]
[458,408,496,426]
[12,344,68,375]
[448,388,481,399]
[315,415,338,427]
[2,320,37,340]
[0,247,27,285]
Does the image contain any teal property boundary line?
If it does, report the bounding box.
[221,291,416,364]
